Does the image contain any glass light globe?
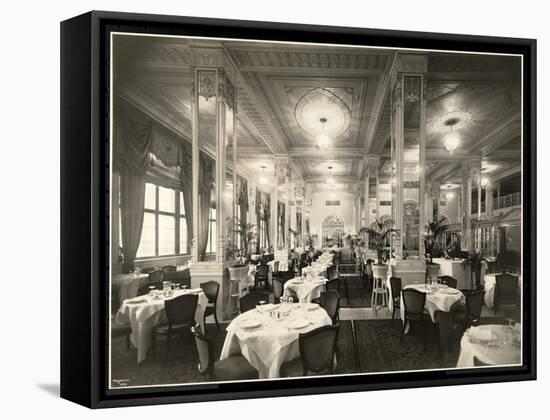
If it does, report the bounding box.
[443,132,460,153]
[316,134,330,151]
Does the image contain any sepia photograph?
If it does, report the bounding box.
[108,31,524,389]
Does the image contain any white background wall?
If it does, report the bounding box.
[0,1,547,418]
[310,191,355,237]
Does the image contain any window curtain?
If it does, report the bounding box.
[198,152,214,259]
[278,201,285,248]
[238,177,248,224]
[255,188,262,253]
[264,192,271,249]
[115,102,153,273]
[178,142,193,253]
[296,212,302,247]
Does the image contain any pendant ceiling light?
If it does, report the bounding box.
[316,117,330,151]
[443,118,460,154]
[259,165,267,185]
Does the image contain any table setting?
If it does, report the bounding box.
[116,284,208,363]
[283,275,327,303]
[112,271,150,306]
[398,282,465,324]
[456,323,521,367]
[220,301,332,378]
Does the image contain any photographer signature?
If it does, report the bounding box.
[112,378,130,386]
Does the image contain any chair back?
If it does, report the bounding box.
[440,275,458,289]
[273,279,284,303]
[139,266,157,274]
[239,291,269,313]
[257,264,270,277]
[402,288,426,317]
[137,281,163,296]
[191,325,213,374]
[149,269,163,283]
[200,281,220,304]
[389,277,402,301]
[162,265,177,276]
[465,290,485,321]
[163,270,191,288]
[299,324,339,375]
[326,278,340,292]
[495,274,518,294]
[165,294,198,325]
[326,265,338,281]
[319,290,340,324]
[273,260,280,273]
[365,260,373,277]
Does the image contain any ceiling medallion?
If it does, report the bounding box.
[431,110,472,132]
[295,88,351,142]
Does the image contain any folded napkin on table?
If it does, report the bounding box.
[469,327,493,341]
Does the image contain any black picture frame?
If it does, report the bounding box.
[60,10,536,408]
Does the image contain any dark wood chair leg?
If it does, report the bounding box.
[391,304,396,325]
[214,308,219,331]
[400,320,407,343]
[126,333,130,350]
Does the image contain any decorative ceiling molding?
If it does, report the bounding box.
[364,51,398,153]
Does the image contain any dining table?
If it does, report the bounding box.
[283,276,327,303]
[456,323,521,367]
[397,284,465,331]
[112,272,150,306]
[220,302,332,378]
[483,273,522,309]
[116,288,208,364]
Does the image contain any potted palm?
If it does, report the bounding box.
[461,250,488,290]
[424,217,449,277]
[231,217,256,260]
[359,218,396,279]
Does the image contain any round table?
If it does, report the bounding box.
[456,324,521,367]
[284,277,327,303]
[399,284,465,323]
[116,289,208,363]
[220,303,332,378]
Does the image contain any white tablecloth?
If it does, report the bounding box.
[400,284,465,323]
[283,277,327,303]
[116,289,208,363]
[456,324,521,367]
[220,303,332,378]
[483,274,522,309]
[112,273,149,305]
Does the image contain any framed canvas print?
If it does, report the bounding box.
[60,11,536,408]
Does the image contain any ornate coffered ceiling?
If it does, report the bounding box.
[113,34,521,187]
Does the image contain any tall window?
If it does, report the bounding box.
[206,206,217,254]
[259,219,268,250]
[136,183,188,258]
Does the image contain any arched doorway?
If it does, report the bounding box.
[322,216,345,246]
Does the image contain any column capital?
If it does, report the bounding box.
[189,45,238,82]
[365,156,381,169]
[397,53,428,73]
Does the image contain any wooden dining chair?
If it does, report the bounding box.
[389,276,402,324]
[152,294,198,365]
[200,281,220,331]
[254,264,270,289]
[273,278,284,304]
[439,275,458,289]
[319,290,340,324]
[401,288,428,349]
[191,325,258,381]
[280,324,340,377]
[162,265,177,279]
[148,269,163,283]
[453,290,485,329]
[239,291,269,313]
[494,274,519,315]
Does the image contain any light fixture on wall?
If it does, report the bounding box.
[316,117,330,151]
[443,118,460,154]
[481,176,489,188]
[259,165,267,185]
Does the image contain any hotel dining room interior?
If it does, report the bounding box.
[109,33,523,388]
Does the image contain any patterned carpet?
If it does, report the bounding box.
[110,310,509,388]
